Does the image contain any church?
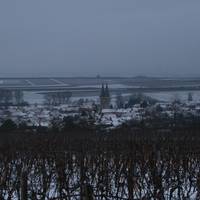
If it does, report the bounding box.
[100,83,111,109]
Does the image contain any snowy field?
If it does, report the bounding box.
[146,91,200,102]
[73,84,145,89]
[1,77,200,87]
[1,77,200,104]
[23,90,200,105]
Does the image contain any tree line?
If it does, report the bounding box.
[0,89,26,106]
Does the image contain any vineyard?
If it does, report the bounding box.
[0,128,200,199]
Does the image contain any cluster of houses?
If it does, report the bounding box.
[1,99,200,129]
[1,85,200,129]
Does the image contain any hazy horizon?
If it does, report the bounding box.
[0,1,200,77]
[1,75,200,79]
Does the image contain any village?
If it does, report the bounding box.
[0,84,200,130]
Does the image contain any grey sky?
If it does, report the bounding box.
[0,0,200,77]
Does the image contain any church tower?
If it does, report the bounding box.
[100,83,110,109]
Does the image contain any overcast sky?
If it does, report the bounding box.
[0,1,200,77]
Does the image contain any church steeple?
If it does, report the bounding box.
[100,84,105,97]
[105,83,110,97]
[99,83,111,109]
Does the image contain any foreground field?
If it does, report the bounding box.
[1,127,200,199]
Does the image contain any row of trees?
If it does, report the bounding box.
[44,91,72,106]
[116,92,195,109]
[116,93,157,109]
[0,89,24,106]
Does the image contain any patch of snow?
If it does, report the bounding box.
[74,84,144,89]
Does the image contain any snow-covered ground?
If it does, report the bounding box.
[23,90,200,105]
[146,91,200,102]
[24,91,44,104]
[73,84,144,89]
